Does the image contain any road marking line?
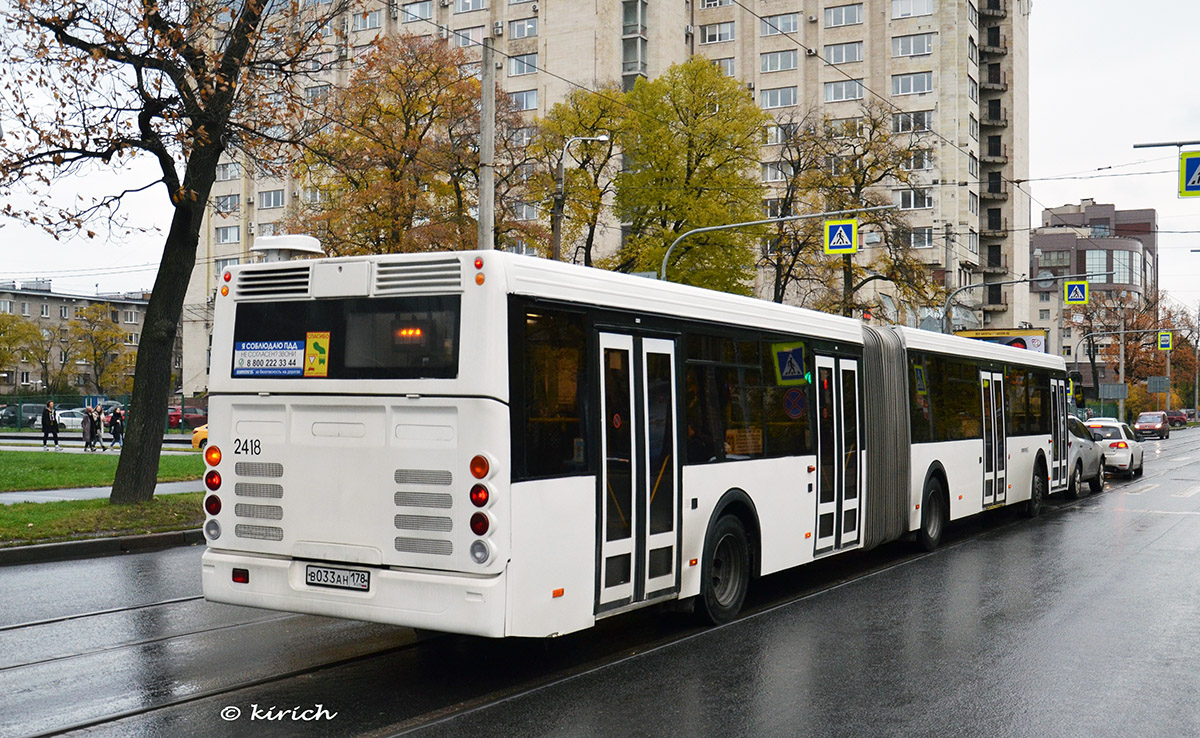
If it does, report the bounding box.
[1123,483,1157,496]
[1171,487,1200,498]
[1113,508,1200,516]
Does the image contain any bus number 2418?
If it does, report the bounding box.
[234,438,261,456]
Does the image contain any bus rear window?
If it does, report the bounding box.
[232,296,460,379]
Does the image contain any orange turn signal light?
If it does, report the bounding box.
[205,445,222,467]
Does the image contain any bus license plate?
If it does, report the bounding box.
[305,565,370,591]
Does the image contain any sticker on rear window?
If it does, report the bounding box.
[233,341,304,377]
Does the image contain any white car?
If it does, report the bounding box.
[1087,420,1144,478]
[1066,416,1104,497]
[53,408,88,430]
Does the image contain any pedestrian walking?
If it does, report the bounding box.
[93,407,107,451]
[110,409,124,448]
[81,405,94,451]
[40,401,59,450]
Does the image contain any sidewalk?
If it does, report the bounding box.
[0,442,194,456]
[0,479,203,505]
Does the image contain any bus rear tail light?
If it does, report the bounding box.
[1109,441,1128,449]
[470,484,489,507]
[470,454,490,479]
[205,470,222,491]
[205,445,222,467]
[204,494,222,515]
[470,512,490,536]
[232,568,250,584]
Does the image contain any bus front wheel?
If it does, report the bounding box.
[917,477,945,551]
[698,515,750,625]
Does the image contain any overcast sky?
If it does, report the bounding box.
[2,0,1198,312]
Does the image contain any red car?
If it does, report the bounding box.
[1132,411,1168,440]
[167,406,208,429]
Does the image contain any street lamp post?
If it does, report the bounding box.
[551,135,609,262]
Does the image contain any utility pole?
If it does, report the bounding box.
[1118,314,1125,422]
[550,135,609,261]
[1194,301,1199,414]
[477,37,495,251]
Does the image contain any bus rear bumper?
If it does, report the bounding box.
[201,548,508,638]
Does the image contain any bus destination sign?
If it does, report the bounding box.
[233,340,305,377]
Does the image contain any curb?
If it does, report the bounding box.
[0,529,205,567]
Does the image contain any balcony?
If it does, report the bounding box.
[981,217,1008,238]
[981,109,1008,127]
[982,293,1009,312]
[980,184,1009,200]
[982,71,1008,92]
[981,143,1008,163]
[981,0,1007,18]
[981,34,1008,55]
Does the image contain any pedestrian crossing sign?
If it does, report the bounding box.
[1064,281,1088,305]
[1158,331,1173,351]
[824,219,858,254]
[1180,151,1200,198]
[772,341,809,386]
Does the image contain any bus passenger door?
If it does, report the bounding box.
[814,356,861,555]
[596,333,680,610]
[981,371,1006,506]
[1050,377,1067,488]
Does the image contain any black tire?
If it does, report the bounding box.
[198,439,208,450]
[698,515,750,625]
[1067,462,1083,500]
[1088,459,1104,494]
[917,477,946,551]
[1134,454,1144,477]
[1024,466,1046,518]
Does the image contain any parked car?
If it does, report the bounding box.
[167,406,207,429]
[1,403,45,428]
[1066,416,1104,498]
[1166,409,1188,428]
[1088,420,1144,478]
[191,424,208,450]
[1186,409,1197,421]
[53,408,89,430]
[1132,411,1169,440]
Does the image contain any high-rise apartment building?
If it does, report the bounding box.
[182,0,1033,395]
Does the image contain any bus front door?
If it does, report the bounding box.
[813,356,861,555]
[981,371,1007,506]
[597,333,680,611]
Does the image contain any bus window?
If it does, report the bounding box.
[1006,368,1029,435]
[909,355,934,443]
[517,309,587,480]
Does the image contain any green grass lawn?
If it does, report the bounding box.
[0,450,203,493]
[0,492,205,546]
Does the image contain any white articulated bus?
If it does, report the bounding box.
[201,251,1068,637]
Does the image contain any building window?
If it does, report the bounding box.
[760,86,797,109]
[401,1,432,21]
[124,310,138,323]
[1039,310,1051,321]
[762,162,793,182]
[1039,250,1070,267]
[825,4,862,27]
[892,110,933,132]
[1086,251,1108,283]
[969,192,978,214]
[258,222,280,237]
[0,301,10,314]
[700,21,734,43]
[456,0,485,11]
[1130,251,1142,288]
[1039,292,1051,303]
[969,153,979,178]
[20,302,29,316]
[215,258,240,278]
[897,188,933,210]
[969,114,978,140]
[827,117,863,137]
[511,89,538,111]
[60,306,68,318]
[893,72,933,96]
[760,50,796,73]
[215,162,241,181]
[968,76,979,102]
[968,229,978,254]
[125,333,139,346]
[892,33,933,57]
[907,226,934,248]
[509,17,537,38]
[824,79,864,103]
[216,225,240,244]
[511,202,538,221]
[454,26,484,47]
[969,1,978,27]
[351,9,381,30]
[258,189,285,209]
[715,57,736,76]
[760,13,798,36]
[902,149,933,170]
[1113,250,1132,284]
[509,53,537,76]
[892,0,933,19]
[20,371,30,385]
[968,37,978,64]
[825,41,863,65]
[703,0,733,5]
[40,304,49,318]
[1063,327,1072,339]
[215,194,240,213]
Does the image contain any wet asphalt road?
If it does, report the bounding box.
[2,430,1199,737]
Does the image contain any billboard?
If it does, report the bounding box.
[954,329,1048,353]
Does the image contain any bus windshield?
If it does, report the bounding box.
[231,295,460,380]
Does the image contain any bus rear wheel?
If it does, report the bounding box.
[698,515,750,625]
[917,477,945,551]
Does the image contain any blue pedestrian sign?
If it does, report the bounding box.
[771,341,808,386]
[1064,281,1088,305]
[1158,331,1173,351]
[1180,151,1200,198]
[824,219,857,254]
